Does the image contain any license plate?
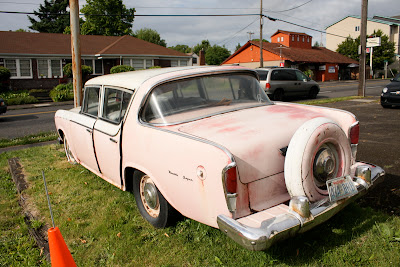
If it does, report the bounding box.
[326,176,358,202]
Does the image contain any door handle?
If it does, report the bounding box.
[109,138,118,143]
[86,128,92,133]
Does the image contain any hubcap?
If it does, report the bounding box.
[313,143,339,188]
[139,175,160,218]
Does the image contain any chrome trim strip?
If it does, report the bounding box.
[217,162,384,251]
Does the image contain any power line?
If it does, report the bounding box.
[269,0,313,13]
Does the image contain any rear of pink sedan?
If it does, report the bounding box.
[55,66,384,250]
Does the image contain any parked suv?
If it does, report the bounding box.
[256,68,320,101]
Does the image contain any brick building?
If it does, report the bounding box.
[222,30,358,81]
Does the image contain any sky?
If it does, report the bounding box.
[0,0,399,52]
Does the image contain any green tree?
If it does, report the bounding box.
[134,28,166,47]
[336,30,395,70]
[169,44,191,53]
[314,41,320,47]
[15,29,29,32]
[336,36,360,61]
[251,38,269,43]
[193,40,211,55]
[80,0,135,36]
[235,43,242,52]
[28,0,70,33]
[205,45,231,65]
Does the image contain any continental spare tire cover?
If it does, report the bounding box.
[284,117,351,202]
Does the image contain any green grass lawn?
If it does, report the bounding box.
[1,144,400,266]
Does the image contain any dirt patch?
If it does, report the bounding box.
[7,157,50,261]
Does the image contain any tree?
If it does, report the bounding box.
[15,29,29,32]
[28,0,70,33]
[313,41,320,47]
[169,44,191,53]
[251,38,269,43]
[134,28,166,47]
[235,43,242,52]
[80,0,135,36]
[205,45,231,65]
[336,30,395,70]
[193,40,211,55]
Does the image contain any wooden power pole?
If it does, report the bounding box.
[70,0,83,107]
[358,0,368,97]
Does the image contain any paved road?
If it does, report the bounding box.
[0,103,74,139]
[318,79,387,98]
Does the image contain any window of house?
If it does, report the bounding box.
[83,59,103,75]
[281,37,284,42]
[102,87,133,123]
[277,37,280,42]
[5,59,32,78]
[355,26,360,31]
[297,36,299,41]
[133,59,144,70]
[122,58,131,66]
[193,57,197,64]
[171,60,178,67]
[145,59,153,69]
[292,36,294,41]
[37,59,62,78]
[180,60,188,66]
[302,37,305,42]
[307,38,310,43]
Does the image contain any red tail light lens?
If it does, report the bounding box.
[266,83,271,90]
[225,166,237,194]
[350,122,360,144]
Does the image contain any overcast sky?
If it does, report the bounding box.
[0,0,399,52]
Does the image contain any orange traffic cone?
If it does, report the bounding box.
[48,227,77,267]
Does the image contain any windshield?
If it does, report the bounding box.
[142,73,272,125]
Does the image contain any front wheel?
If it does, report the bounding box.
[308,87,319,99]
[133,171,173,228]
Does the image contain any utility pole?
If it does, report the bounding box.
[358,0,368,97]
[260,0,263,68]
[70,0,83,107]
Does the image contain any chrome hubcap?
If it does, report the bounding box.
[313,143,339,188]
[139,175,160,218]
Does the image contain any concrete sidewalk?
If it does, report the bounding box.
[7,100,74,111]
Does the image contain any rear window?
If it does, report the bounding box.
[256,70,269,81]
[142,73,272,125]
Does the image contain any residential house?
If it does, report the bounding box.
[0,31,191,90]
[325,15,400,68]
[222,30,358,81]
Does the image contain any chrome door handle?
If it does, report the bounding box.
[109,138,117,143]
[86,128,92,133]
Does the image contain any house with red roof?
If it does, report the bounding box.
[222,30,358,81]
[0,31,191,90]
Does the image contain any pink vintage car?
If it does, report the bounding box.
[55,66,384,250]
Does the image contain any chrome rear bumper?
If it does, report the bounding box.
[217,162,384,251]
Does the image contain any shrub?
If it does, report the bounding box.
[50,83,74,102]
[63,63,93,78]
[0,90,38,105]
[110,65,135,74]
[0,66,11,81]
[149,66,161,69]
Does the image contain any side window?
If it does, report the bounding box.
[102,88,132,123]
[82,87,100,116]
[296,71,308,81]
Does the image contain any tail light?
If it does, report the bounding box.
[223,163,238,213]
[349,122,360,144]
[225,165,237,193]
[265,83,271,90]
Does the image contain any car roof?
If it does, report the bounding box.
[85,66,254,91]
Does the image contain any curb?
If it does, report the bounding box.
[7,101,74,111]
